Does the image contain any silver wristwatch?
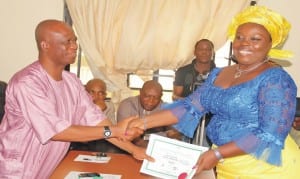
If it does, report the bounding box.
[103,126,111,138]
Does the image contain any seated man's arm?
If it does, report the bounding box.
[104,100,117,124]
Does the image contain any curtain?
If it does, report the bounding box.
[65,0,249,102]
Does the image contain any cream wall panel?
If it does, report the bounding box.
[0,0,63,82]
[0,0,299,96]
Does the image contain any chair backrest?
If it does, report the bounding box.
[0,81,7,122]
[296,97,300,117]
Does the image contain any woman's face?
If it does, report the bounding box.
[232,23,272,65]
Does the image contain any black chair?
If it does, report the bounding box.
[296,97,300,117]
[0,81,7,123]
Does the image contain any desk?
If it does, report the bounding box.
[50,150,155,179]
[50,150,215,179]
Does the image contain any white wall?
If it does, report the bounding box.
[0,0,63,82]
[0,0,299,95]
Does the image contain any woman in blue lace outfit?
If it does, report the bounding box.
[127,6,300,178]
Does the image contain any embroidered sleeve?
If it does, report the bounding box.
[234,72,297,166]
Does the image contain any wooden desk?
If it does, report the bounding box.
[50,150,215,179]
[50,150,155,179]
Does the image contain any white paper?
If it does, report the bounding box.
[64,171,121,179]
[140,134,209,179]
[74,154,111,163]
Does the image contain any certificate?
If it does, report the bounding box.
[140,134,211,179]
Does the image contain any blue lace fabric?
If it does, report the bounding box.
[164,67,297,166]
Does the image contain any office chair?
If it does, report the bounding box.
[0,81,7,123]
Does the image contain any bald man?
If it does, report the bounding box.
[70,78,123,153]
[0,19,151,178]
[117,80,180,147]
[117,80,163,121]
[85,78,116,124]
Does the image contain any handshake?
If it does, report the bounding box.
[112,115,156,162]
[115,115,147,142]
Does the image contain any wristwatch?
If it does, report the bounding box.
[103,126,111,138]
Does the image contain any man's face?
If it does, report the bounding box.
[47,25,78,67]
[140,88,162,111]
[194,41,214,64]
[86,83,106,102]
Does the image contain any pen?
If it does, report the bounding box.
[83,158,92,161]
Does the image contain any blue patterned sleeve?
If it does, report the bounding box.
[235,70,297,166]
[162,89,206,138]
[162,69,221,138]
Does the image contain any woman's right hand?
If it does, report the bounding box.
[193,150,219,175]
[127,117,145,130]
[116,116,144,141]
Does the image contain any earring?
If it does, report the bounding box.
[229,55,238,63]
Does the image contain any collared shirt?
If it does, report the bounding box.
[117,96,162,121]
[173,59,216,97]
[117,96,167,147]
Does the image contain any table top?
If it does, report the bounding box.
[50,150,155,179]
[50,150,215,179]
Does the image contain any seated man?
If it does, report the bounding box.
[86,78,116,124]
[117,80,180,148]
[71,78,123,153]
[290,97,300,147]
[293,117,300,131]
